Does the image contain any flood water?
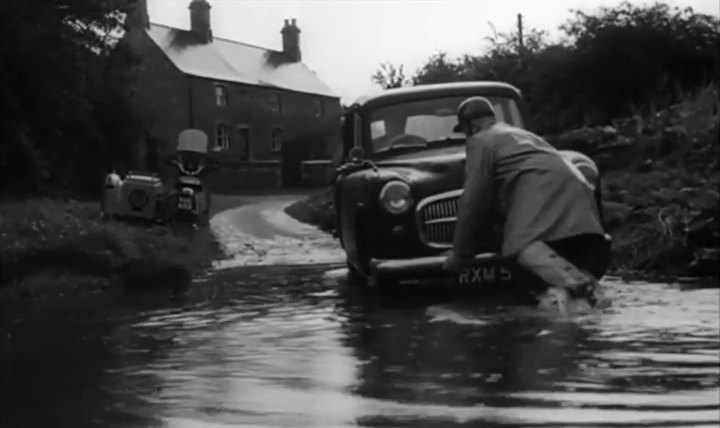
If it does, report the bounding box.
[1,265,718,428]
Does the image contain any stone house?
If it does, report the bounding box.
[121,0,342,191]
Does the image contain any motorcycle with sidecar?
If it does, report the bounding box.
[102,169,167,223]
[101,129,218,226]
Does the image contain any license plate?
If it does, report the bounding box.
[178,197,193,210]
[458,264,513,285]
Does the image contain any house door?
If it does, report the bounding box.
[238,127,250,161]
[281,140,303,187]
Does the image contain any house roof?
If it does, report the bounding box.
[145,23,338,99]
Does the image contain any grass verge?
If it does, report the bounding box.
[0,198,221,301]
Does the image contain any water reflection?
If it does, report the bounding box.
[0,267,718,428]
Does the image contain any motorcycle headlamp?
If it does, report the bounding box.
[379,181,413,215]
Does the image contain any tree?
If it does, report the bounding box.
[407,2,719,134]
[560,2,720,122]
[0,0,138,198]
[412,53,467,85]
[371,62,410,89]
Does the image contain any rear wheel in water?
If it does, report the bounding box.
[346,261,366,286]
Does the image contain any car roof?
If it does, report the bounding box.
[351,81,522,110]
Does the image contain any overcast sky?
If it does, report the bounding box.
[147,0,719,103]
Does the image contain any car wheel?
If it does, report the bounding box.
[346,261,367,286]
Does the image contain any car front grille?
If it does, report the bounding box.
[416,189,463,248]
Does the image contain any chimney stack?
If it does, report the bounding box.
[281,18,301,62]
[189,0,212,43]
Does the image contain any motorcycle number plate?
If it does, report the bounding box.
[178,197,193,210]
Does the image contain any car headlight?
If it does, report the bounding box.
[379,181,413,215]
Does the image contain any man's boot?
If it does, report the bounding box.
[517,241,610,314]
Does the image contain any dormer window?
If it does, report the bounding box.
[215,84,228,107]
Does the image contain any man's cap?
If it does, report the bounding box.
[453,96,496,133]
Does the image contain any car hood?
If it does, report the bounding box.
[374,145,466,175]
[357,145,467,196]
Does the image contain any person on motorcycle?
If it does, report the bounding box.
[442,96,611,313]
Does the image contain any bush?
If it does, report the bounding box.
[548,87,719,276]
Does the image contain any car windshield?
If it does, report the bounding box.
[368,95,524,154]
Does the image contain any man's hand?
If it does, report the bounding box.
[442,250,462,272]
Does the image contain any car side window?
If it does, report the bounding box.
[491,102,507,123]
[508,100,525,128]
[371,120,386,139]
[371,120,391,152]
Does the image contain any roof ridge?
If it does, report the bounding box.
[146,22,339,98]
[149,22,282,54]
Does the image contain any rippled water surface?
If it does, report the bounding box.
[1,266,718,428]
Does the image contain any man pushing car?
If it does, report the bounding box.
[442,96,611,314]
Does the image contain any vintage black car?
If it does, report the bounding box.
[333,81,608,288]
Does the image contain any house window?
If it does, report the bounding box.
[269,92,282,112]
[215,85,228,107]
[215,124,229,150]
[271,127,283,152]
[238,126,251,161]
[314,99,324,117]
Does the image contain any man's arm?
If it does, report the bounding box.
[452,138,496,264]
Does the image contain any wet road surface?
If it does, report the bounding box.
[210,195,343,268]
[1,266,718,428]
[1,196,718,427]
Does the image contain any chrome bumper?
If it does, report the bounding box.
[369,252,502,277]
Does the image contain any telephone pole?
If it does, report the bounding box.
[517,13,524,62]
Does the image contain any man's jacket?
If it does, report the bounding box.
[452,122,604,261]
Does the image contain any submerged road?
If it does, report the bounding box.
[0,194,718,428]
[210,194,344,268]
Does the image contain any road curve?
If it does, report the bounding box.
[209,194,344,268]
